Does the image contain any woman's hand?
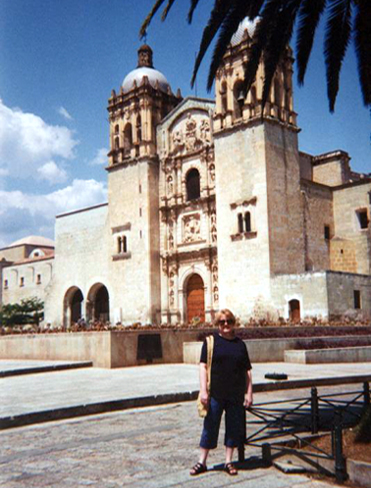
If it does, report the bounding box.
[244,392,253,409]
[200,391,209,406]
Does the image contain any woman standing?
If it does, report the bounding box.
[190,309,253,476]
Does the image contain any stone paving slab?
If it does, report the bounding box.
[0,390,343,488]
[1,361,371,429]
[0,359,93,377]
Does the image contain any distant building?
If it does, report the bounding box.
[2,20,370,326]
[0,236,54,306]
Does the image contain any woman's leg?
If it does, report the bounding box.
[224,400,245,472]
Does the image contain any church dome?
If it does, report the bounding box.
[230,17,260,46]
[122,44,171,94]
[122,66,170,93]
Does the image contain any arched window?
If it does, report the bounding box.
[114,124,119,134]
[114,137,120,150]
[221,82,228,114]
[186,168,200,201]
[136,115,142,142]
[244,212,251,232]
[289,299,300,323]
[274,78,281,107]
[238,213,244,233]
[123,123,132,156]
[233,80,245,119]
[250,85,257,106]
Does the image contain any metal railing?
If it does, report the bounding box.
[239,382,370,483]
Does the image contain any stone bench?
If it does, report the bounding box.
[284,346,371,364]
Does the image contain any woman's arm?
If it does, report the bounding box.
[199,362,209,406]
[244,369,253,408]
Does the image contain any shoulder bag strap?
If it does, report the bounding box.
[206,335,214,393]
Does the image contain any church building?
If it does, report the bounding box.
[2,19,371,326]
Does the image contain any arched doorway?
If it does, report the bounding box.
[63,287,84,327]
[87,283,110,323]
[289,299,301,323]
[186,274,205,324]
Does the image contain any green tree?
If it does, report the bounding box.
[141,0,371,112]
[0,297,44,327]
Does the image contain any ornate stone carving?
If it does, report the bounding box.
[167,175,174,195]
[183,214,201,243]
[200,119,211,144]
[209,163,215,182]
[168,264,178,307]
[212,260,219,304]
[170,114,212,155]
[210,208,217,243]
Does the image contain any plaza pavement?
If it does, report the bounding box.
[1,359,371,487]
[0,384,359,488]
[1,359,371,429]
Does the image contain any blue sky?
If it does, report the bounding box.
[0,0,370,247]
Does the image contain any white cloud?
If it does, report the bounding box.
[88,147,109,166]
[37,161,68,184]
[58,106,73,121]
[0,179,107,247]
[0,99,78,180]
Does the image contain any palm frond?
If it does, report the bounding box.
[140,0,169,38]
[188,0,202,23]
[296,0,326,85]
[242,0,283,101]
[325,0,352,111]
[247,0,265,19]
[354,0,371,105]
[190,0,233,87]
[161,0,177,21]
[206,0,253,91]
[261,0,302,108]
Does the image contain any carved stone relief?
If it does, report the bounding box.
[210,208,217,243]
[168,264,178,307]
[170,114,212,155]
[183,214,201,243]
[212,261,219,304]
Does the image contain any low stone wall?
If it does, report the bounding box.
[285,346,371,364]
[0,330,201,368]
[183,335,371,364]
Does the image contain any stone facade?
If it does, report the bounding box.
[1,21,370,325]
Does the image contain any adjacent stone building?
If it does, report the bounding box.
[2,19,371,326]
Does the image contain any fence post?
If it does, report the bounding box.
[238,408,246,462]
[311,387,319,434]
[334,409,347,484]
[363,382,370,408]
[262,443,272,467]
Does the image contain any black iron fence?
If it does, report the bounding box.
[239,382,370,483]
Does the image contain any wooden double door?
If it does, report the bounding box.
[186,274,205,323]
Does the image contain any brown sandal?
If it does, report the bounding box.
[190,462,207,476]
[225,462,238,475]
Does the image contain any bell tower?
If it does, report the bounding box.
[105,46,181,324]
[213,19,305,319]
[214,18,297,131]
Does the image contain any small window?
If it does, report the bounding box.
[139,184,142,194]
[238,213,244,233]
[324,225,330,240]
[36,274,41,284]
[356,209,368,229]
[354,290,361,309]
[186,168,200,201]
[4,279,8,289]
[117,236,128,253]
[20,277,24,287]
[244,212,251,232]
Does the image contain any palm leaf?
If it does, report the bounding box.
[188,0,202,23]
[324,0,352,112]
[206,0,252,91]
[261,0,302,108]
[190,0,233,87]
[242,0,283,100]
[161,0,177,21]
[140,0,168,38]
[247,0,265,19]
[354,0,371,105]
[296,0,326,85]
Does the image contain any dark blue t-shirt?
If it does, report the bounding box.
[200,333,252,402]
